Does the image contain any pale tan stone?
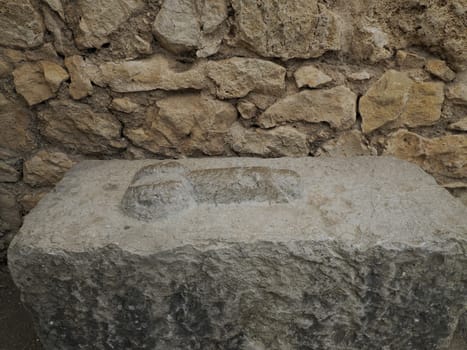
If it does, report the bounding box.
[38,100,127,155]
[64,56,94,100]
[237,101,257,120]
[0,94,36,152]
[317,130,375,157]
[207,58,286,99]
[24,150,75,187]
[231,0,342,59]
[40,61,69,92]
[347,71,372,81]
[13,63,56,106]
[0,0,44,48]
[110,98,140,114]
[446,71,467,105]
[258,86,357,129]
[153,0,228,57]
[384,130,467,181]
[70,0,145,49]
[360,70,444,133]
[449,118,467,132]
[425,59,456,82]
[228,123,309,157]
[396,50,426,69]
[99,54,207,93]
[294,65,332,88]
[124,94,237,157]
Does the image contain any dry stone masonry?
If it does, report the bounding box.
[8,157,467,349]
[0,0,466,265]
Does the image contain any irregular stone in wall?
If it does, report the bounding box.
[153,0,228,57]
[231,0,342,60]
[0,59,12,78]
[294,65,332,89]
[317,130,375,157]
[110,98,140,114]
[446,71,467,106]
[13,62,68,106]
[228,123,309,157]
[99,54,207,93]
[0,187,21,233]
[23,150,75,187]
[64,56,94,100]
[396,50,426,69]
[425,59,456,82]
[43,0,65,20]
[258,86,356,129]
[38,100,127,155]
[0,94,36,153]
[360,70,444,133]
[237,101,257,120]
[347,70,372,81]
[207,58,286,99]
[0,162,20,183]
[0,0,44,48]
[19,190,50,214]
[124,94,236,156]
[449,118,467,132]
[384,129,467,183]
[68,0,145,49]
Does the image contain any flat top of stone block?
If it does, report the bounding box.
[12,157,467,254]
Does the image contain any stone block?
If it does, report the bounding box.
[8,157,467,350]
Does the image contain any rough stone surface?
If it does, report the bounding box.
[124,94,237,157]
[231,0,342,59]
[294,65,332,88]
[425,59,456,82]
[8,157,467,350]
[67,0,144,49]
[317,130,375,157]
[38,100,127,155]
[449,118,467,132]
[64,56,94,100]
[207,58,286,99]
[360,70,445,133]
[153,0,228,57]
[385,130,467,186]
[446,71,467,105]
[0,94,36,153]
[99,54,207,93]
[23,150,75,187]
[0,187,21,234]
[258,86,356,129]
[0,0,44,48]
[0,162,20,183]
[228,123,309,157]
[13,62,67,106]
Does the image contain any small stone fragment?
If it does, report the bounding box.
[40,61,69,92]
[13,63,60,106]
[64,56,94,100]
[360,70,444,133]
[124,94,236,156]
[347,71,372,81]
[384,129,467,181]
[237,101,257,120]
[23,150,75,187]
[207,58,286,99]
[38,100,127,155]
[258,86,356,129]
[294,65,332,88]
[0,0,44,48]
[0,162,20,183]
[317,130,375,157]
[110,98,140,114]
[425,59,456,82]
[0,93,36,152]
[448,118,467,131]
[99,54,207,93]
[228,123,309,157]
[396,50,426,69]
[153,0,228,57]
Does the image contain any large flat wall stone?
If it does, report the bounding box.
[8,157,467,350]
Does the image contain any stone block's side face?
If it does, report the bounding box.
[9,241,467,350]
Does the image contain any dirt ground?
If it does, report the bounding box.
[0,266,42,350]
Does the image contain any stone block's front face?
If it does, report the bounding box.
[8,158,467,350]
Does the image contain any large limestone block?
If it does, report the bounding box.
[9,157,467,350]
[258,86,356,129]
[231,0,342,59]
[0,0,44,48]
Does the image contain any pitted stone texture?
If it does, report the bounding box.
[8,157,467,350]
[231,0,342,59]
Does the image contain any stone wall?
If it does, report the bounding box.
[0,0,466,261]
